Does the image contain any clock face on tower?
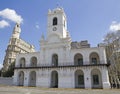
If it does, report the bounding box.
[53,27,57,31]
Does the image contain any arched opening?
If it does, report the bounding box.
[91,69,102,88]
[74,53,83,65]
[18,71,24,86]
[53,17,57,25]
[20,58,25,67]
[52,54,58,66]
[30,57,37,67]
[75,70,84,88]
[51,71,58,88]
[89,52,100,64]
[29,71,36,87]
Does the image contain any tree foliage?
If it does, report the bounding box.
[103,30,120,44]
[103,30,120,88]
[2,62,15,77]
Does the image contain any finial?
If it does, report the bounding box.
[56,4,63,11]
[48,9,51,13]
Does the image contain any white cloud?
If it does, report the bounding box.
[0,63,3,70]
[35,24,40,29]
[35,23,40,29]
[109,21,120,31]
[0,8,23,23]
[0,20,10,28]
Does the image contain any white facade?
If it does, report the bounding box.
[13,7,110,89]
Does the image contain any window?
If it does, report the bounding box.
[52,54,58,66]
[20,58,25,67]
[93,75,99,85]
[31,57,37,67]
[78,75,84,85]
[74,53,83,65]
[53,17,57,25]
[52,57,58,66]
[90,52,99,65]
[20,63,22,67]
[78,58,83,65]
[8,59,11,64]
[92,58,97,64]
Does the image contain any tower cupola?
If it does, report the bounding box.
[47,7,68,39]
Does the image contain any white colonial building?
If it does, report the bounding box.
[13,7,110,89]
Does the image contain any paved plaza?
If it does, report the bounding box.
[0,85,119,94]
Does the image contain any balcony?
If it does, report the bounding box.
[14,62,110,69]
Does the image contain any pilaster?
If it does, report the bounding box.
[101,67,110,88]
[84,67,92,89]
[24,70,30,86]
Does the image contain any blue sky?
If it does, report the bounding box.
[0,0,120,67]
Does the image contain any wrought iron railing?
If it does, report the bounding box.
[14,61,110,69]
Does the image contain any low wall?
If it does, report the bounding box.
[0,77,13,86]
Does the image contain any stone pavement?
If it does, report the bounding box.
[0,85,119,94]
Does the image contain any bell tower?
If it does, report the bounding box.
[47,7,68,39]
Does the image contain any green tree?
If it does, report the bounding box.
[2,62,15,77]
